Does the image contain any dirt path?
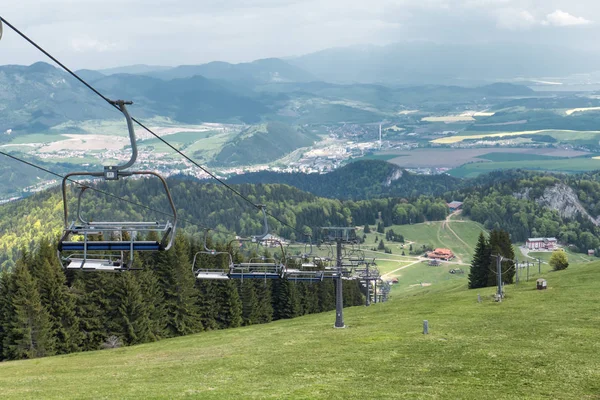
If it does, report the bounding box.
[380,259,422,280]
[445,211,472,251]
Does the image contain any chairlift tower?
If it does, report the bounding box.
[322,227,358,329]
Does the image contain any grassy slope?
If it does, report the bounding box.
[1,262,599,399]
[364,219,486,264]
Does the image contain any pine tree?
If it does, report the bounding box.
[195,280,219,330]
[153,233,202,337]
[30,240,82,354]
[0,272,15,360]
[239,280,260,326]
[363,224,371,234]
[272,279,300,320]
[253,280,273,324]
[318,280,335,312]
[3,262,55,360]
[137,269,167,340]
[468,232,491,289]
[215,280,242,329]
[71,272,114,351]
[115,272,152,345]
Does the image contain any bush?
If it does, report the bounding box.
[549,251,569,271]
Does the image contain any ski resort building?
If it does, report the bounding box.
[525,237,557,250]
[426,248,455,261]
[447,201,463,211]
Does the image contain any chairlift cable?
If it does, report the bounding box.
[0,16,305,238]
[0,150,234,237]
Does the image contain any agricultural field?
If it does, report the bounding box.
[431,129,600,144]
[380,148,586,169]
[1,261,598,398]
[448,157,600,178]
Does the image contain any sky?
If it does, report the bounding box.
[1,0,598,69]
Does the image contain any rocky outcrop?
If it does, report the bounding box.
[536,183,600,225]
[384,168,403,187]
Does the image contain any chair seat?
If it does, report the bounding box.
[59,241,163,252]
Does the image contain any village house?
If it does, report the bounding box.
[447,201,463,212]
[525,237,557,250]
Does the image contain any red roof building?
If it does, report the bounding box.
[427,248,455,261]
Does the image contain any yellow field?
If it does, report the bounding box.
[431,129,600,144]
[422,115,475,123]
[565,107,600,115]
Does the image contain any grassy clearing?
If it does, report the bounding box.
[1,261,599,398]
[365,220,485,264]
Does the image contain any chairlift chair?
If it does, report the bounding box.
[193,229,234,280]
[57,100,177,271]
[228,205,286,281]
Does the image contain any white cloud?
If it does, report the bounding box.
[496,9,537,30]
[543,10,592,26]
[70,36,121,52]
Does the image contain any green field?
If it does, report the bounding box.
[448,157,600,178]
[1,260,599,398]
[477,152,566,162]
[364,219,486,264]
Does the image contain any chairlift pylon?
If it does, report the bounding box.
[57,100,177,271]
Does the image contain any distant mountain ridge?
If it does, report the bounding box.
[289,42,600,84]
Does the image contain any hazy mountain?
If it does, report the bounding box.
[98,64,172,75]
[0,62,272,132]
[0,62,116,134]
[290,42,600,85]
[144,58,316,84]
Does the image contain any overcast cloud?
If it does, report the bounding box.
[1,0,598,69]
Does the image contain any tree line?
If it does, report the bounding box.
[0,235,364,361]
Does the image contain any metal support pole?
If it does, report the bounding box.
[515,258,519,284]
[374,279,377,304]
[527,261,530,282]
[334,239,345,328]
[365,262,371,307]
[538,258,541,274]
[496,255,503,301]
[423,320,429,334]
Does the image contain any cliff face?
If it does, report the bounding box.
[536,183,599,226]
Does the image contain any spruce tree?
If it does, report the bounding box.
[3,262,55,360]
[215,280,242,329]
[239,280,260,326]
[153,233,202,337]
[31,240,82,354]
[253,280,273,324]
[137,269,167,340]
[195,280,219,330]
[115,272,152,345]
[468,232,491,289]
[272,279,300,320]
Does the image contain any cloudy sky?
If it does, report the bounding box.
[1,0,598,69]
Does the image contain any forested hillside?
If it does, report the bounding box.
[0,179,450,270]
[227,160,462,199]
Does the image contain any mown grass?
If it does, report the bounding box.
[1,262,599,399]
